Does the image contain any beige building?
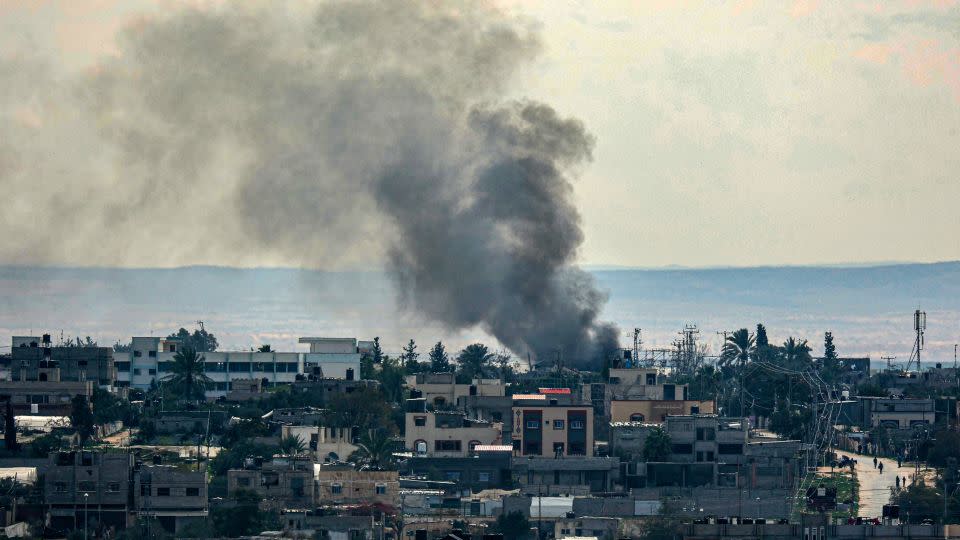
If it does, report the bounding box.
[314,465,399,507]
[405,410,502,457]
[405,372,505,408]
[511,397,594,458]
[280,424,359,462]
[227,457,314,509]
[610,399,715,423]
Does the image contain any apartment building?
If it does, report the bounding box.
[609,399,715,423]
[582,367,713,427]
[405,406,503,457]
[280,424,358,462]
[405,372,506,408]
[11,335,116,387]
[227,457,315,509]
[511,396,594,458]
[663,415,748,464]
[45,451,135,532]
[134,465,208,534]
[315,464,400,507]
[300,337,363,380]
[0,360,93,415]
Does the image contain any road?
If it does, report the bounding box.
[836,451,913,518]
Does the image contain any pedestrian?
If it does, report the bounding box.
[878,462,883,474]
[897,457,902,468]
[873,457,877,469]
[896,476,900,488]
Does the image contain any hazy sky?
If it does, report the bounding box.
[2,0,959,268]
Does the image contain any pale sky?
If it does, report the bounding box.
[2,0,959,268]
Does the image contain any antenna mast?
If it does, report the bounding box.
[907,309,925,372]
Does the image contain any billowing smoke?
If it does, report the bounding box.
[0,1,618,367]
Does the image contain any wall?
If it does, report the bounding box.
[405,411,502,457]
[610,400,715,423]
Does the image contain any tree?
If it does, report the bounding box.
[371,337,384,364]
[280,435,307,455]
[926,430,960,467]
[429,341,451,372]
[70,395,95,447]
[490,511,532,540]
[322,388,395,432]
[823,332,837,361]
[376,357,406,405]
[258,344,272,352]
[401,339,420,372]
[350,429,397,469]
[720,329,755,368]
[212,489,272,537]
[162,346,213,402]
[4,401,17,452]
[457,343,493,380]
[360,351,375,380]
[756,324,769,348]
[167,326,218,352]
[643,427,672,462]
[113,340,132,352]
[781,337,812,368]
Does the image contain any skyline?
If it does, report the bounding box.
[0,1,958,268]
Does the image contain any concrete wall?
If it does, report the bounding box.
[315,468,399,506]
[610,400,715,423]
[511,405,594,458]
[405,411,502,457]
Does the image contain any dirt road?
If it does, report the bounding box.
[836,451,914,518]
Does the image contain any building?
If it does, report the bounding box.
[288,378,380,407]
[153,410,228,435]
[459,394,515,434]
[134,465,208,534]
[405,373,506,409]
[114,335,365,398]
[280,424,358,463]
[315,464,400,507]
[554,516,620,540]
[511,396,594,457]
[0,374,93,415]
[839,397,937,429]
[609,399,715,423]
[400,447,513,491]
[280,513,380,539]
[44,451,135,532]
[227,457,315,509]
[11,336,116,387]
[511,456,620,495]
[405,407,503,457]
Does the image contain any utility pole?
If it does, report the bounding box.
[881,356,896,370]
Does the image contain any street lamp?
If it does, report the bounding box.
[756,497,761,520]
[83,492,89,540]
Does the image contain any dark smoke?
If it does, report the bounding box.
[0,1,618,367]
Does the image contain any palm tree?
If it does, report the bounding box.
[162,346,213,402]
[457,343,494,380]
[720,328,755,368]
[350,429,396,469]
[280,435,307,456]
[781,337,812,368]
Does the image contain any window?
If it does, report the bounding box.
[718,444,743,455]
[229,362,251,372]
[646,373,656,385]
[331,483,342,495]
[78,481,96,493]
[444,471,461,481]
[477,472,491,482]
[375,484,386,495]
[148,369,156,375]
[55,482,68,493]
[435,440,462,452]
[133,351,142,358]
[570,420,584,430]
[116,362,130,372]
[491,412,503,422]
[696,427,716,441]
[706,451,715,462]
[525,420,540,429]
[148,351,157,358]
[415,440,427,455]
[134,368,141,375]
[629,413,645,422]
[237,477,251,487]
[414,416,426,427]
[140,484,150,496]
[553,420,565,429]
[672,443,693,454]
[608,376,621,384]
[186,487,200,497]
[569,443,586,456]
[524,441,541,455]
[155,487,170,496]
[107,483,121,492]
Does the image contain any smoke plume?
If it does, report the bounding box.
[0,1,618,367]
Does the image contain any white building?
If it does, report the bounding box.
[115,336,362,398]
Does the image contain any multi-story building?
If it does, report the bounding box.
[511,455,620,495]
[511,396,593,457]
[227,457,315,509]
[134,465,208,534]
[609,399,715,423]
[400,446,513,491]
[314,464,400,507]
[11,335,116,387]
[280,424,358,463]
[44,451,135,532]
[115,335,364,398]
[0,361,93,415]
[405,372,506,409]
[405,406,503,457]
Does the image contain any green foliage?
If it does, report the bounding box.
[322,388,396,431]
[162,346,213,402]
[756,324,769,348]
[167,326,218,352]
[258,344,272,352]
[4,401,16,452]
[429,341,452,372]
[891,479,960,524]
[70,395,96,446]
[29,433,63,457]
[360,351,375,380]
[210,441,278,476]
[349,428,397,469]
[401,339,420,372]
[457,343,493,380]
[639,515,681,540]
[769,401,811,440]
[92,387,138,426]
[212,489,275,537]
[720,328,755,368]
[857,383,888,397]
[643,427,672,462]
[376,357,407,406]
[823,332,837,360]
[781,337,813,369]
[220,417,272,448]
[926,430,960,467]
[371,337,384,364]
[280,434,307,455]
[490,511,531,540]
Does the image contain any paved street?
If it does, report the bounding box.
[836,451,913,518]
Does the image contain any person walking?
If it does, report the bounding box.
[873,457,878,469]
[895,476,900,489]
[878,462,884,474]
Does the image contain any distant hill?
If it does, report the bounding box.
[2,262,958,363]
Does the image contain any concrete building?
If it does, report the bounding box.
[44,451,135,532]
[280,424,358,462]
[511,397,593,458]
[314,464,400,507]
[134,465,208,534]
[153,410,228,435]
[300,337,362,380]
[609,399,715,423]
[400,447,513,491]
[227,457,315,509]
[836,397,937,430]
[280,513,379,539]
[405,408,503,457]
[511,456,620,495]
[555,516,620,540]
[268,407,326,426]
[406,372,506,409]
[459,394,515,434]
[11,336,116,387]
[0,374,93,415]
[289,378,380,407]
